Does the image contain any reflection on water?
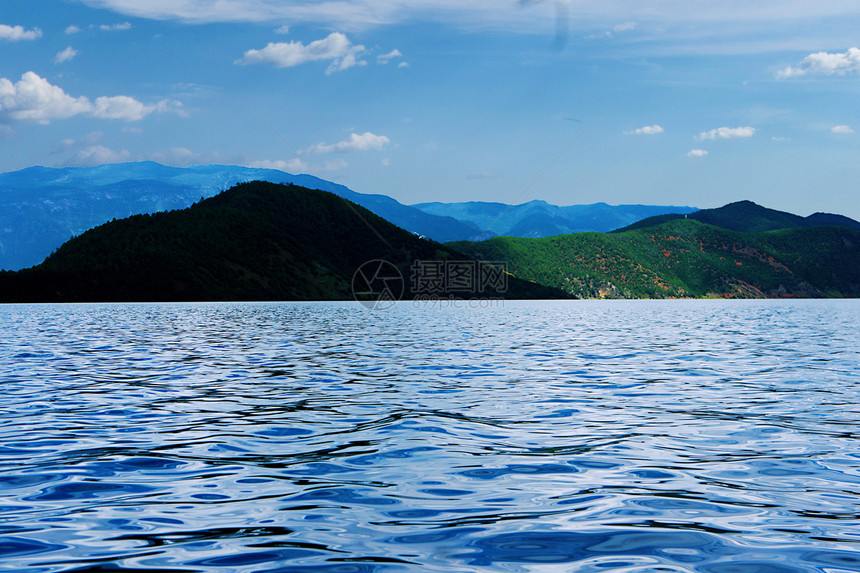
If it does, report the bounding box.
[0,300,858,572]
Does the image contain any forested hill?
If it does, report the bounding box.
[0,181,566,303]
[614,200,860,234]
[451,217,860,299]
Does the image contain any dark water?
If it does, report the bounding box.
[1,300,859,572]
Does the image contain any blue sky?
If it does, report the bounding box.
[2,1,860,219]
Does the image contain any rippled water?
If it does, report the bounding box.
[1,300,859,572]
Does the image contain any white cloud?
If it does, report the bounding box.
[54,47,79,64]
[0,72,92,123]
[687,149,708,157]
[68,144,132,166]
[99,22,132,31]
[0,72,182,124]
[397,61,409,68]
[304,131,390,154]
[0,24,42,42]
[93,95,155,120]
[778,47,860,79]
[65,25,81,34]
[235,32,366,74]
[625,124,663,135]
[248,157,348,173]
[377,49,402,64]
[696,126,756,140]
[274,25,290,34]
[831,124,854,134]
[51,132,132,166]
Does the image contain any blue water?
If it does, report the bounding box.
[0,300,858,572]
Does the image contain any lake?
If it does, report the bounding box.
[1,300,859,572]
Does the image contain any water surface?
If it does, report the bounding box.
[1,300,858,572]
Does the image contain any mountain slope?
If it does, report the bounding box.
[613,200,860,234]
[413,199,699,238]
[0,162,479,271]
[0,181,566,303]
[450,218,860,299]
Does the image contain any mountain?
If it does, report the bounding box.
[0,181,568,303]
[450,211,860,299]
[412,199,699,238]
[0,162,479,271]
[613,200,860,234]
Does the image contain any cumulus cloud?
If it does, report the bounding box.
[778,47,860,79]
[54,47,79,64]
[304,132,390,154]
[274,25,290,34]
[0,72,92,123]
[687,149,708,157]
[0,72,182,124]
[696,126,756,140]
[65,25,81,34]
[0,24,42,42]
[625,124,664,135]
[235,32,366,74]
[377,49,402,64]
[831,124,854,134]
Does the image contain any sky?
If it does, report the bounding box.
[2,1,860,219]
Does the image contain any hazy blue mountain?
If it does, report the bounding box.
[412,199,699,238]
[0,162,479,270]
[613,200,860,234]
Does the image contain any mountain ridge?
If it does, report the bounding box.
[413,199,699,238]
[612,200,860,234]
[0,162,480,271]
[0,181,567,303]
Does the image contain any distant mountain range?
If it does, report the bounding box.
[413,200,699,238]
[0,161,699,270]
[0,181,566,303]
[0,162,477,271]
[452,201,860,299]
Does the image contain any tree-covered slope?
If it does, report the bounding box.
[451,219,860,299]
[0,181,566,302]
[614,200,860,234]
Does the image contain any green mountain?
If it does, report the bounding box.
[0,181,567,303]
[451,217,860,299]
[614,200,860,234]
